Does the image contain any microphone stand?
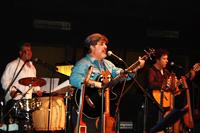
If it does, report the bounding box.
[114,79,127,133]
[2,59,29,122]
[34,59,58,131]
[112,57,128,133]
[46,65,56,131]
[133,78,165,133]
[101,85,105,133]
[3,60,29,101]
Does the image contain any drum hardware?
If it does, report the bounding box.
[10,77,46,132]
[0,57,46,131]
[14,98,42,112]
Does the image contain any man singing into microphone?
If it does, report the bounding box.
[69,33,145,133]
[1,41,43,132]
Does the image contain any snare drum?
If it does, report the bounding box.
[16,98,42,112]
[32,96,66,131]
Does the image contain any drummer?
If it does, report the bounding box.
[0,41,44,128]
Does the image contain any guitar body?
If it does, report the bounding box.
[74,81,117,119]
[74,121,87,133]
[181,76,194,129]
[75,88,102,119]
[152,90,172,108]
[104,114,116,133]
[184,111,194,129]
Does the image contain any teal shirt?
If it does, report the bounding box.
[69,54,135,89]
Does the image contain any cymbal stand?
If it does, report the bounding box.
[18,84,34,132]
[3,83,34,132]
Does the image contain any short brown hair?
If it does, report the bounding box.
[84,33,109,48]
[18,41,31,51]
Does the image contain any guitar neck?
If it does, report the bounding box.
[104,55,149,89]
[177,68,193,87]
[104,88,110,115]
[125,55,148,73]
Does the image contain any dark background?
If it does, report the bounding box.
[1,0,200,132]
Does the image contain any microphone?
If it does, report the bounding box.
[107,51,128,67]
[107,51,123,61]
[33,58,44,63]
[170,61,183,69]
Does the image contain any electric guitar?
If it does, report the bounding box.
[74,48,155,119]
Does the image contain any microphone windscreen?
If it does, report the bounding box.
[170,61,175,66]
[107,51,112,56]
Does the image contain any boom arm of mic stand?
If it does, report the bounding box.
[3,60,29,100]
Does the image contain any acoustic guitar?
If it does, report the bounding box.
[74,48,155,119]
[181,76,194,129]
[182,63,200,129]
[101,70,116,133]
[152,63,200,109]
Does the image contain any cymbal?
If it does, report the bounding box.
[19,77,46,87]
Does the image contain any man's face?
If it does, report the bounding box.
[90,40,107,60]
[20,45,32,61]
[159,54,168,68]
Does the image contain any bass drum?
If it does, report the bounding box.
[32,96,66,131]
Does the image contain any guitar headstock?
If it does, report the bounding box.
[193,63,200,72]
[101,70,111,85]
[143,48,155,60]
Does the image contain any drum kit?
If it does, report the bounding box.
[17,77,46,113]
[7,77,73,132]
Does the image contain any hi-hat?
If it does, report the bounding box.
[19,77,46,87]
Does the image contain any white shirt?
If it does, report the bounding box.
[1,58,40,103]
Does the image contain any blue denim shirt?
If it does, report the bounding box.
[69,54,135,89]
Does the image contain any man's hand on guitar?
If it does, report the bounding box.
[189,62,200,80]
[132,56,145,73]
